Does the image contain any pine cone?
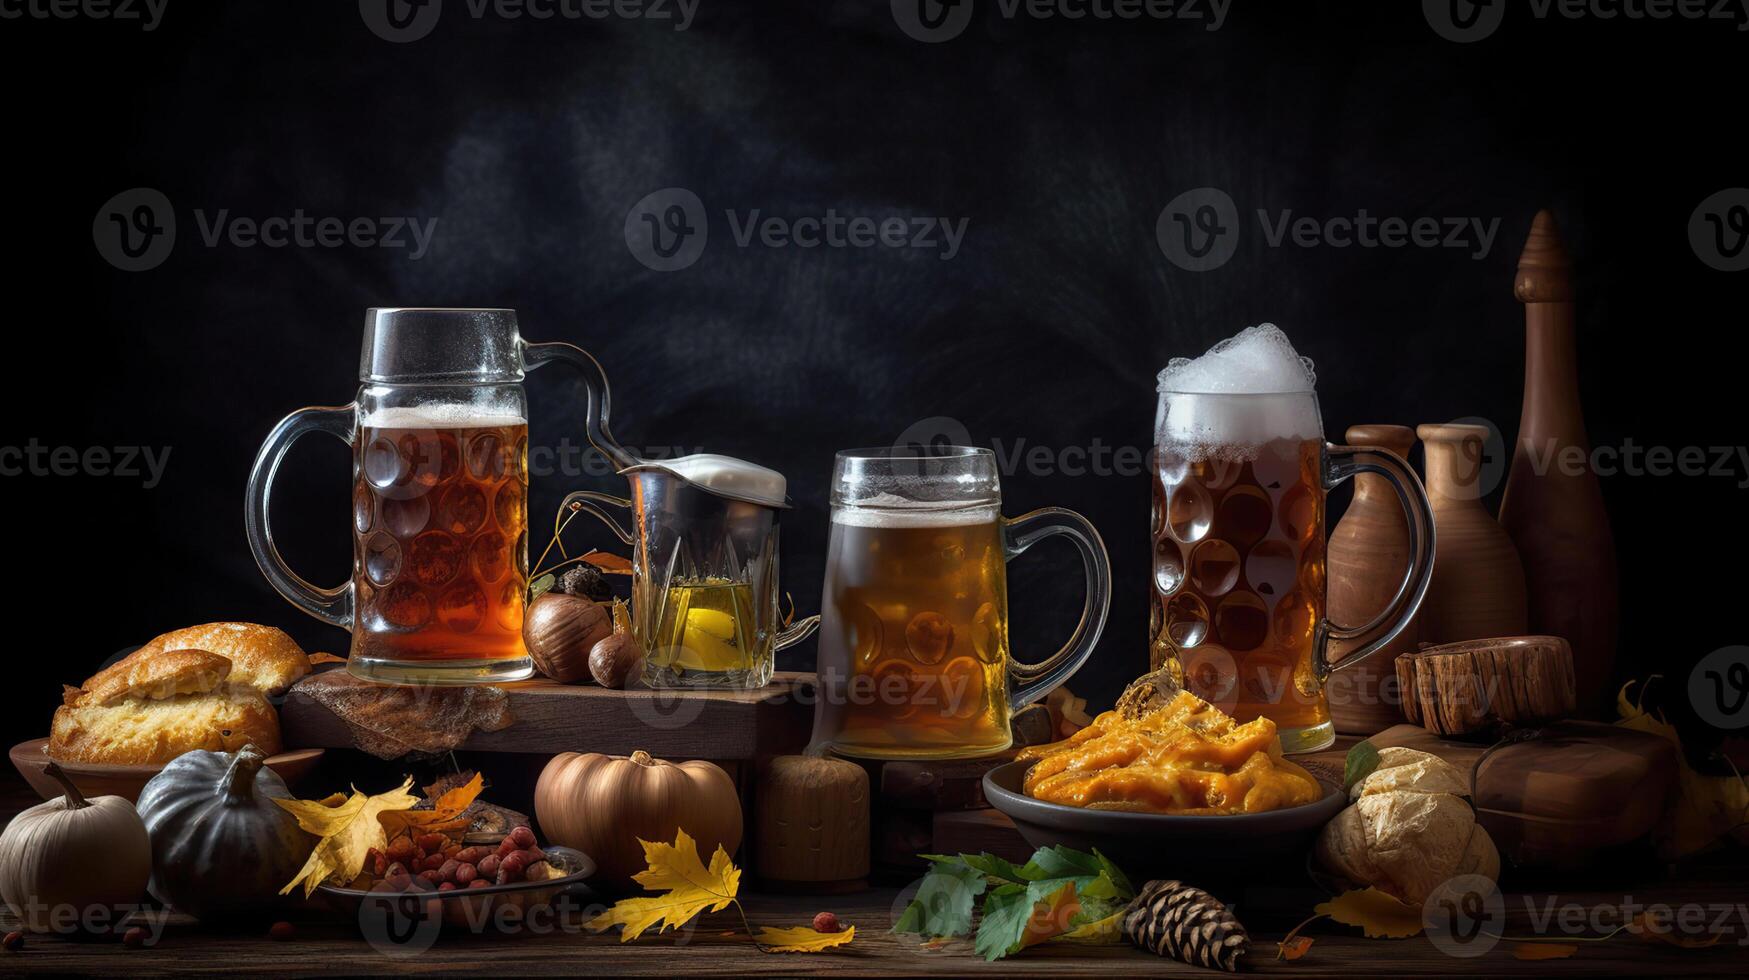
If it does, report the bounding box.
[1121,879,1249,972]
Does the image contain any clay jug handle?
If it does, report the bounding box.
[1317,445,1437,681]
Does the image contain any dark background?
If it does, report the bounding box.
[2,1,1742,755]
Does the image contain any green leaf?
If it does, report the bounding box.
[1021,845,1103,880]
[1090,849,1134,900]
[972,883,1033,961]
[528,572,557,601]
[1345,740,1381,790]
[957,852,1031,883]
[893,859,987,938]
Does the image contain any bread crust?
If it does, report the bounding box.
[79,649,231,706]
[134,622,310,695]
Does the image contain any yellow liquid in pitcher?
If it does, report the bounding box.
[647,578,763,677]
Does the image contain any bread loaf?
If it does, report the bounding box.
[1315,748,1500,906]
[47,622,311,765]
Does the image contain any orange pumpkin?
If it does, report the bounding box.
[534,749,742,886]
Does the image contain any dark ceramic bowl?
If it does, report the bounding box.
[317,845,597,931]
[983,759,1345,891]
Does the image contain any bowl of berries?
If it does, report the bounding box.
[317,824,597,930]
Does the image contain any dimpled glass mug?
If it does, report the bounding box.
[810,447,1112,759]
[1149,325,1437,752]
[246,308,616,685]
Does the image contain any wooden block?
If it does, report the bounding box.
[877,755,1014,811]
[755,756,870,887]
[281,671,815,760]
[931,809,1032,863]
[1396,636,1575,735]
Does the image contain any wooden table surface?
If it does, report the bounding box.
[4,761,1745,976]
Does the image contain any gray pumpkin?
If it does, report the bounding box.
[136,745,314,919]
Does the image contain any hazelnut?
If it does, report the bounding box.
[588,632,643,689]
[523,593,613,683]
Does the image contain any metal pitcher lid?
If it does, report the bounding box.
[623,454,789,509]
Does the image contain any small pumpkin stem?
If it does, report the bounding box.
[224,745,266,805]
[630,750,654,766]
[41,761,91,810]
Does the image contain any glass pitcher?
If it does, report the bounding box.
[810,447,1112,759]
[245,308,621,686]
[563,455,820,690]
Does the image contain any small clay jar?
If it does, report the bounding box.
[1326,425,1421,735]
[1416,423,1528,645]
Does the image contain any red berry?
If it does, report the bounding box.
[3,931,23,951]
[477,854,501,877]
[122,927,149,948]
[812,912,841,934]
[500,853,527,878]
[438,859,461,881]
[521,846,546,865]
[467,878,490,889]
[416,833,449,851]
[455,863,477,885]
[438,881,457,892]
[508,825,536,848]
[268,921,295,942]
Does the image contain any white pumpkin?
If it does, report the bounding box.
[0,763,151,932]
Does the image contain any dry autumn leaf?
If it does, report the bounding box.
[307,652,347,666]
[380,772,484,841]
[1058,911,1125,945]
[579,550,634,575]
[586,829,740,942]
[1628,913,1727,949]
[1277,936,1315,961]
[275,779,420,897]
[1513,943,1578,960]
[756,926,857,952]
[1314,887,1425,939]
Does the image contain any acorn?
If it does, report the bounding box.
[523,592,613,683]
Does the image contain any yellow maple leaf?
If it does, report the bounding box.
[1058,910,1125,945]
[1314,887,1424,939]
[587,829,740,942]
[755,925,856,952]
[1020,881,1082,949]
[275,778,420,897]
[380,772,484,840]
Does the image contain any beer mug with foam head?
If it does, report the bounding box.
[811,447,1112,760]
[246,308,620,686]
[1149,325,1436,752]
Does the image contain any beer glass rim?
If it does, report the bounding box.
[1155,387,1318,398]
[830,446,999,509]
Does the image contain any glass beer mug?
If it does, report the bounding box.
[1150,386,1436,753]
[246,308,613,685]
[811,447,1112,759]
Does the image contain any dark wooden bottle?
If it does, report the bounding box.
[1498,210,1620,715]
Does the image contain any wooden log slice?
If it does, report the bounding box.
[1395,635,1576,735]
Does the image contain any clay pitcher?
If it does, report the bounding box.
[1499,210,1620,714]
[1326,425,1421,734]
[1417,423,1528,644]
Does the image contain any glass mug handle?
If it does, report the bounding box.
[1001,507,1112,709]
[244,404,359,629]
[1315,445,1438,680]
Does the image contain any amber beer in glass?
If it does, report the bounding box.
[812,447,1111,760]
[352,414,528,665]
[1150,389,1435,753]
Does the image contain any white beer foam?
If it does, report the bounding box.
[361,404,526,428]
[832,493,998,528]
[1155,324,1322,458]
[1157,323,1317,394]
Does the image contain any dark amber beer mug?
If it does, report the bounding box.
[1151,326,1435,752]
[811,447,1111,760]
[248,308,615,685]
